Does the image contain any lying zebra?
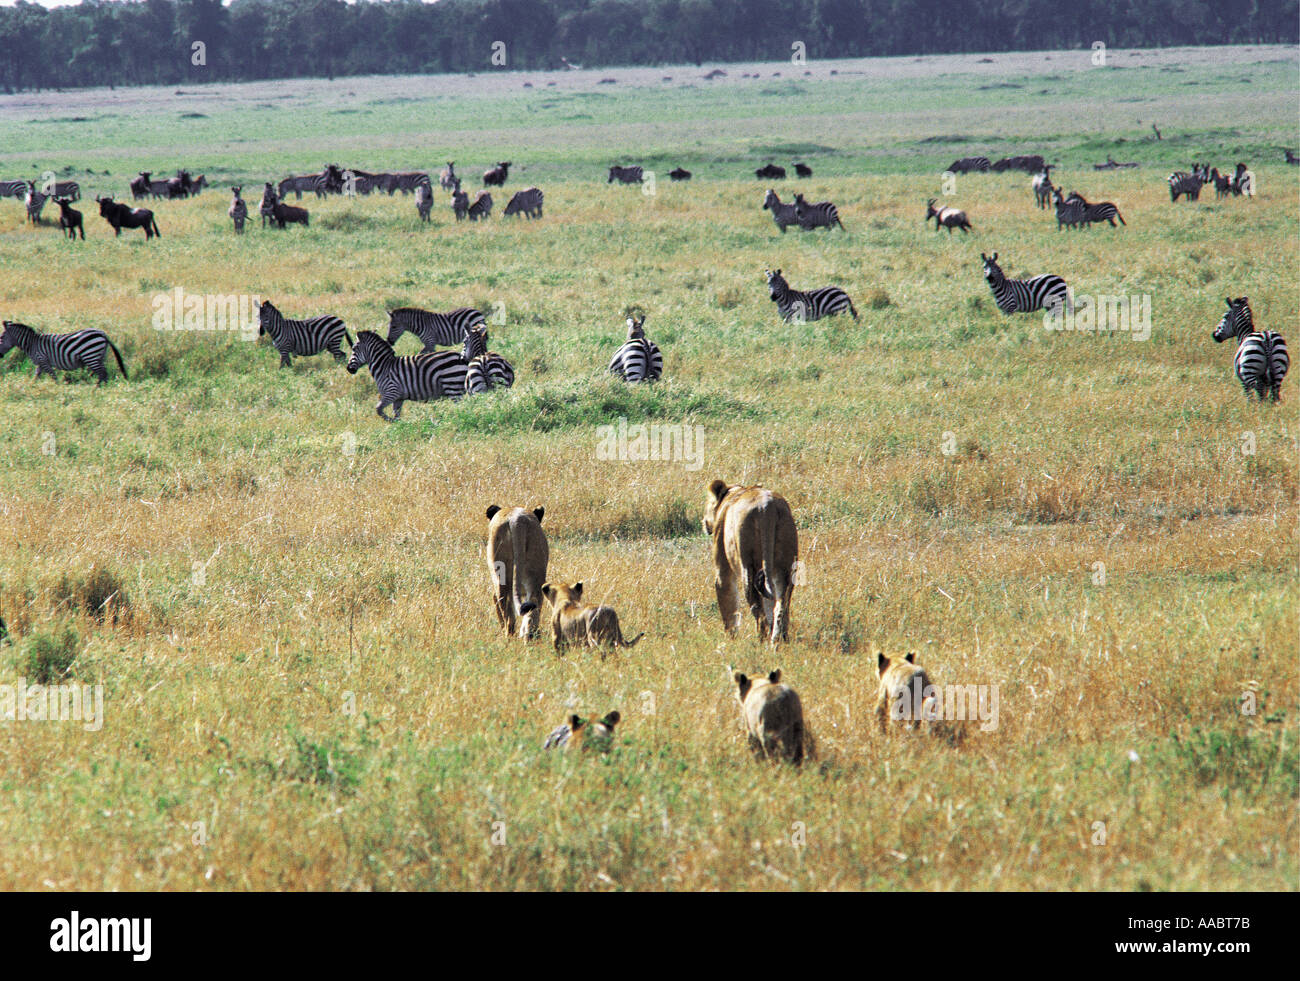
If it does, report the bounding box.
[608,313,663,383]
[0,321,128,384]
[256,300,351,368]
[462,324,515,393]
[346,331,468,420]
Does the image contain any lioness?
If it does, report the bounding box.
[541,581,644,657]
[542,710,621,752]
[703,479,798,644]
[485,504,549,639]
[730,667,808,764]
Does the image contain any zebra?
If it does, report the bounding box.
[461,324,515,393]
[503,187,544,219]
[256,301,351,368]
[764,269,858,323]
[762,189,799,233]
[980,252,1068,315]
[793,193,844,231]
[608,313,663,383]
[37,179,79,201]
[1052,189,1088,230]
[415,183,433,222]
[394,172,432,195]
[1212,297,1288,401]
[1232,163,1255,198]
[346,331,468,420]
[386,306,486,351]
[0,321,128,384]
[259,183,277,228]
[228,186,248,233]
[0,179,27,199]
[1070,192,1126,227]
[24,183,48,223]
[467,191,493,221]
[948,156,991,174]
[451,180,469,220]
[1032,166,1054,208]
[1210,167,1233,198]
[1168,164,1208,202]
[440,161,458,190]
[926,198,970,233]
[278,173,326,200]
[607,165,643,184]
[483,162,512,186]
[55,199,84,240]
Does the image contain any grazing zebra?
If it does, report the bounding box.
[38,179,80,201]
[461,324,516,393]
[755,163,786,180]
[1071,192,1126,227]
[1210,167,1233,198]
[346,331,468,420]
[1168,164,1208,202]
[925,198,970,233]
[503,186,544,218]
[451,180,469,220]
[415,183,433,222]
[24,183,47,223]
[980,252,1068,315]
[948,156,991,173]
[608,314,663,383]
[256,300,351,368]
[229,186,248,233]
[0,179,27,199]
[96,197,160,239]
[483,162,512,186]
[668,167,692,181]
[270,200,309,229]
[467,191,493,221]
[440,161,458,190]
[794,162,813,178]
[386,306,486,351]
[1052,189,1088,231]
[762,189,799,233]
[55,199,84,240]
[1032,166,1054,208]
[259,182,277,228]
[764,269,859,323]
[1212,297,1288,401]
[278,173,326,200]
[1232,163,1255,198]
[608,164,643,184]
[386,171,432,195]
[793,193,844,231]
[0,321,128,384]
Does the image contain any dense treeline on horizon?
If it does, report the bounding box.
[0,0,1296,93]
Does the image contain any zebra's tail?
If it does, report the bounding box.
[848,298,860,321]
[107,339,128,381]
[1116,209,1127,226]
[343,327,354,347]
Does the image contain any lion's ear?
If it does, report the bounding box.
[709,478,729,501]
[542,582,553,601]
[572,582,583,599]
[602,711,621,727]
[768,669,782,684]
[569,715,583,730]
[532,506,544,523]
[485,505,501,521]
[905,652,916,664]
[733,671,748,687]
[878,652,890,674]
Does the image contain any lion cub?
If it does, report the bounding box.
[543,710,621,753]
[541,582,644,657]
[874,651,964,743]
[730,667,809,764]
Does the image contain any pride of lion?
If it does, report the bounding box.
[496,479,966,764]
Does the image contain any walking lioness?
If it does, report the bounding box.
[703,480,798,644]
[541,581,644,657]
[730,667,809,764]
[485,504,549,639]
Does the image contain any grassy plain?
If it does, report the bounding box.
[0,46,1296,890]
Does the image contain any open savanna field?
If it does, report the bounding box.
[0,46,1296,891]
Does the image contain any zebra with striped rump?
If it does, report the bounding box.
[981,252,1068,315]
[386,306,486,351]
[762,189,799,233]
[229,186,248,233]
[24,183,48,223]
[468,191,493,220]
[1067,191,1125,227]
[346,331,469,420]
[608,313,663,383]
[256,301,351,367]
[608,165,643,184]
[0,179,27,199]
[764,269,859,323]
[503,187,544,218]
[794,193,844,231]
[393,172,432,195]
[1168,164,1208,202]
[0,321,128,384]
[948,156,991,173]
[415,183,433,222]
[279,173,328,200]
[461,324,516,393]
[1212,297,1288,401]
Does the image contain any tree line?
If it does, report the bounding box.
[1,0,1295,93]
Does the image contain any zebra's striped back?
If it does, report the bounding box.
[0,321,127,383]
[1168,168,1206,202]
[468,192,493,220]
[793,194,843,231]
[0,180,27,199]
[608,165,644,184]
[394,172,432,195]
[764,269,859,323]
[981,252,1068,315]
[387,307,485,351]
[257,301,351,366]
[1081,200,1125,226]
[503,187,544,218]
[463,326,517,394]
[346,331,468,419]
[608,316,663,382]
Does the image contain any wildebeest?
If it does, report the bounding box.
[188,174,209,196]
[793,162,812,177]
[130,172,152,200]
[755,163,786,180]
[271,200,309,229]
[608,164,644,184]
[992,154,1047,174]
[926,198,971,234]
[483,161,512,186]
[56,198,84,240]
[668,167,692,181]
[96,196,160,239]
[166,171,193,199]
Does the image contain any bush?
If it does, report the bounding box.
[18,626,79,683]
